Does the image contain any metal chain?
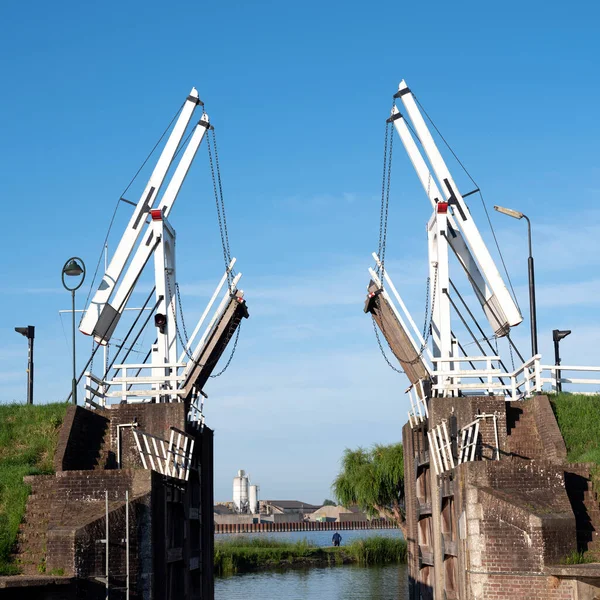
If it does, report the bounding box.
[377,266,438,368]
[175,282,190,344]
[209,320,241,378]
[211,129,233,269]
[380,123,394,285]
[206,130,234,288]
[165,270,196,362]
[372,316,404,374]
[90,338,95,374]
[165,267,242,376]
[377,119,394,287]
[378,121,389,272]
[508,336,515,371]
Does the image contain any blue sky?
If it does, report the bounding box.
[1,0,599,504]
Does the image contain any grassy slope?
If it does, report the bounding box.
[0,403,67,575]
[214,536,407,576]
[550,393,600,464]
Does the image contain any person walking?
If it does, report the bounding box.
[332,532,342,547]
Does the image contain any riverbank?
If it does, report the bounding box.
[214,536,407,576]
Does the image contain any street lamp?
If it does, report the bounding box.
[553,329,571,393]
[493,205,538,357]
[14,326,35,405]
[61,257,86,405]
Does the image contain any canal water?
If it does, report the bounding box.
[215,530,409,600]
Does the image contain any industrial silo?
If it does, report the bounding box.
[233,469,249,512]
[249,484,259,514]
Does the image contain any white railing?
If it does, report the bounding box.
[539,364,600,392]
[187,388,206,431]
[457,419,479,465]
[83,260,242,407]
[407,380,428,427]
[132,426,195,481]
[94,362,188,404]
[428,413,499,475]
[428,421,454,475]
[429,354,600,400]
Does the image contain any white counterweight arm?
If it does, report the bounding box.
[390,106,490,309]
[90,115,211,344]
[396,80,522,329]
[80,88,202,337]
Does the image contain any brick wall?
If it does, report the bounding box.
[46,469,152,578]
[17,404,214,599]
[403,395,592,599]
[506,396,567,463]
[428,396,507,462]
[106,403,188,470]
[476,574,574,599]
[54,406,110,471]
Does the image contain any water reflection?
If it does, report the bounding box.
[215,564,408,600]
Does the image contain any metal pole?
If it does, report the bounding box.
[125,490,129,600]
[105,490,109,600]
[72,289,77,405]
[554,336,562,393]
[524,215,538,356]
[27,335,34,405]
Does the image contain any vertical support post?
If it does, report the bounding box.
[430,203,452,396]
[125,490,129,600]
[27,331,34,405]
[151,215,178,401]
[554,335,562,393]
[122,367,127,403]
[525,216,538,356]
[72,290,77,405]
[534,356,542,393]
[105,490,109,600]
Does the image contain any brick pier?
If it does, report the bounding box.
[8,404,214,600]
[403,395,600,599]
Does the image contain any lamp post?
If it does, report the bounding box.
[553,329,571,393]
[61,258,86,405]
[14,326,35,405]
[493,205,538,357]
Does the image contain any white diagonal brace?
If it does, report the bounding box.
[396,81,522,330]
[80,89,202,339]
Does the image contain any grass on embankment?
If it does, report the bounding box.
[0,403,67,575]
[214,536,407,576]
[549,393,600,465]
